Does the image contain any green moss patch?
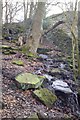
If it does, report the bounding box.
[15,73,45,90]
[12,60,24,66]
[33,88,57,108]
[2,45,17,55]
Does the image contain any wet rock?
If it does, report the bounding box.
[15,73,45,90]
[33,88,57,108]
[43,74,53,81]
[59,63,65,69]
[4,36,13,40]
[52,80,73,94]
[39,54,48,60]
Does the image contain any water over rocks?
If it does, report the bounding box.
[52,80,73,94]
[36,53,80,116]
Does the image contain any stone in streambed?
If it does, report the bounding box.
[52,80,73,94]
[39,54,48,59]
[33,88,57,108]
[15,73,45,90]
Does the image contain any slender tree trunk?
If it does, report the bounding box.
[0,0,2,108]
[10,11,12,23]
[29,1,34,19]
[27,1,46,54]
[0,0,2,39]
[78,1,80,77]
[23,0,28,35]
[71,0,80,81]
[5,0,8,23]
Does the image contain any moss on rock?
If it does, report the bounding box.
[15,73,45,90]
[12,60,24,66]
[33,88,57,108]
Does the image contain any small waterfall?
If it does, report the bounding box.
[67,92,80,115]
[36,54,80,116]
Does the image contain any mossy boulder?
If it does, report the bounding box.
[15,73,45,90]
[12,60,24,66]
[33,88,57,108]
[2,45,16,55]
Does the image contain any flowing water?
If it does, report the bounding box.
[36,54,80,116]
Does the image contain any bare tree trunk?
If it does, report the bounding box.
[5,0,8,23]
[71,0,80,81]
[23,0,27,22]
[29,1,34,19]
[23,0,28,35]
[27,1,46,54]
[0,0,2,107]
[78,1,80,78]
[9,11,12,23]
[0,0,2,39]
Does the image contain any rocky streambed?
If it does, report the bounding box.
[1,46,80,119]
[34,53,80,117]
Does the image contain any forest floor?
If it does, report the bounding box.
[1,40,80,119]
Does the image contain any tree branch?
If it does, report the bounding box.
[43,20,65,35]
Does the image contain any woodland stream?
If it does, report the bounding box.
[34,53,80,117]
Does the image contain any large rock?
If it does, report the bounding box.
[52,80,73,94]
[33,88,57,108]
[15,73,45,90]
